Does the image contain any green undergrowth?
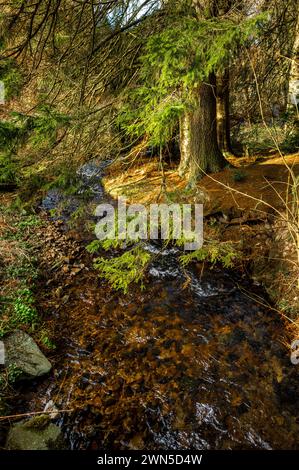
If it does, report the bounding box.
[232,112,299,156]
[0,205,55,341]
[179,241,239,268]
[0,203,56,416]
[0,105,71,194]
[0,210,38,337]
[87,226,240,294]
[94,246,151,294]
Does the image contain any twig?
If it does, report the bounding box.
[0,409,73,422]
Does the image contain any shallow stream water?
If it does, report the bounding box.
[15,160,299,449]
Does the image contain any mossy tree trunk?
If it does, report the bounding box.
[178,73,226,186]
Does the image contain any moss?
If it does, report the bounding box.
[6,418,65,450]
[23,414,50,430]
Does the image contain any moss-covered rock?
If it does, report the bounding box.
[3,330,52,379]
[6,415,65,450]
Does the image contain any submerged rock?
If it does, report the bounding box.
[3,330,52,379]
[6,415,64,450]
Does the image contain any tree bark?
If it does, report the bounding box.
[178,73,226,186]
[217,68,233,154]
[177,0,228,185]
[178,113,191,178]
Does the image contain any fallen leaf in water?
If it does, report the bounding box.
[128,433,145,450]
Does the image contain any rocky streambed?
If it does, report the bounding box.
[3,160,299,450]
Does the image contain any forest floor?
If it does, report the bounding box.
[103,153,299,213]
[1,151,298,357]
[1,152,299,447]
[0,192,92,432]
[1,151,298,351]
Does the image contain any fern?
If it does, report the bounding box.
[180,242,239,268]
[94,246,151,294]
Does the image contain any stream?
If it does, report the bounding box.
[14,160,299,449]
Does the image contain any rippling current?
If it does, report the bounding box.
[16,160,299,450]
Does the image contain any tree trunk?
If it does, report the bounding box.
[178,113,191,178]
[215,1,233,153]
[288,11,299,108]
[177,0,228,185]
[217,68,233,154]
[178,74,226,186]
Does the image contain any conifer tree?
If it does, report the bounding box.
[120,0,266,185]
[178,0,227,185]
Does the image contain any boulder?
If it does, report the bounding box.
[3,330,52,379]
[6,415,64,450]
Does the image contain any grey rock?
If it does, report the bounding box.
[6,415,64,450]
[4,330,52,379]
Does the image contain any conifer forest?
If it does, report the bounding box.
[0,0,299,462]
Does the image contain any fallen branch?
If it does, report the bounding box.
[0,409,73,422]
